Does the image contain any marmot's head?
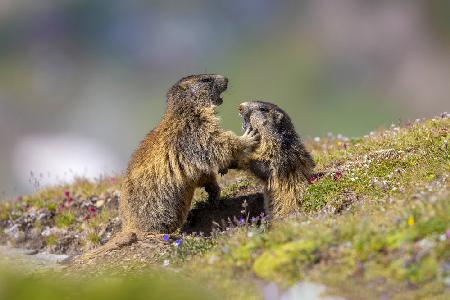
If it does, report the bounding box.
[167,74,228,108]
[239,101,295,138]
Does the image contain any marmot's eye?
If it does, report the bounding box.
[259,107,269,113]
[200,78,213,83]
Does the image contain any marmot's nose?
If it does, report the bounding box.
[214,74,227,81]
[214,75,228,90]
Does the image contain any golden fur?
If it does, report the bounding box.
[120,74,259,234]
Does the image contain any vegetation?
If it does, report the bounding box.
[175,116,450,299]
[0,266,214,300]
[0,116,449,299]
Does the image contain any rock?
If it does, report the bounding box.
[24,249,39,255]
[35,252,71,264]
[4,224,25,242]
[95,199,105,208]
[37,208,53,222]
[41,226,66,237]
[264,281,346,300]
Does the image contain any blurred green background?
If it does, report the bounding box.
[0,0,449,198]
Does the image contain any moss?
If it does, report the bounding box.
[302,177,339,210]
[54,211,76,228]
[46,235,58,246]
[87,210,112,229]
[47,203,57,213]
[253,240,319,283]
[0,202,12,221]
[87,232,101,245]
[406,255,439,285]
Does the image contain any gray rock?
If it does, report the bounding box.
[264,281,345,300]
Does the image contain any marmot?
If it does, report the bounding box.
[119,74,259,235]
[81,74,259,260]
[236,101,315,218]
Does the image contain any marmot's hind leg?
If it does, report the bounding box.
[204,176,221,208]
[263,191,274,220]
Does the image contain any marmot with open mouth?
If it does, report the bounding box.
[237,101,315,218]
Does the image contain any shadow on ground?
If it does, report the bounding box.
[183,193,265,236]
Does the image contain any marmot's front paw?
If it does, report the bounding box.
[242,128,260,148]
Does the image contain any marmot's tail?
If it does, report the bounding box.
[80,231,177,261]
[81,231,138,260]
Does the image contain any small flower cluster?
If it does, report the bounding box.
[110,177,120,185]
[334,171,343,181]
[62,190,74,208]
[163,234,183,248]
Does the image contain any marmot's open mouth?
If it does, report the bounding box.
[213,77,227,106]
[213,87,225,106]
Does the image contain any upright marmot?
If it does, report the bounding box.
[236,101,315,218]
[120,74,259,235]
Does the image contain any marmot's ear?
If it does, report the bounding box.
[272,110,284,123]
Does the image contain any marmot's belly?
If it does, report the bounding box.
[128,185,193,233]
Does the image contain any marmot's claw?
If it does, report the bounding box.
[242,128,260,147]
[242,129,261,147]
[249,129,260,140]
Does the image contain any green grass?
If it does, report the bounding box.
[54,211,76,228]
[87,232,102,245]
[0,266,215,300]
[0,202,12,221]
[221,178,255,199]
[0,117,449,299]
[177,117,450,299]
[46,235,58,247]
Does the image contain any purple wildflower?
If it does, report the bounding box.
[251,216,258,223]
[175,239,182,247]
[446,229,450,240]
[239,217,245,224]
[163,234,170,241]
[64,190,70,198]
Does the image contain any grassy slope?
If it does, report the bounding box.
[0,116,449,299]
[179,117,450,299]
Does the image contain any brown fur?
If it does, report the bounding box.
[81,75,259,260]
[236,101,315,218]
[119,74,259,235]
